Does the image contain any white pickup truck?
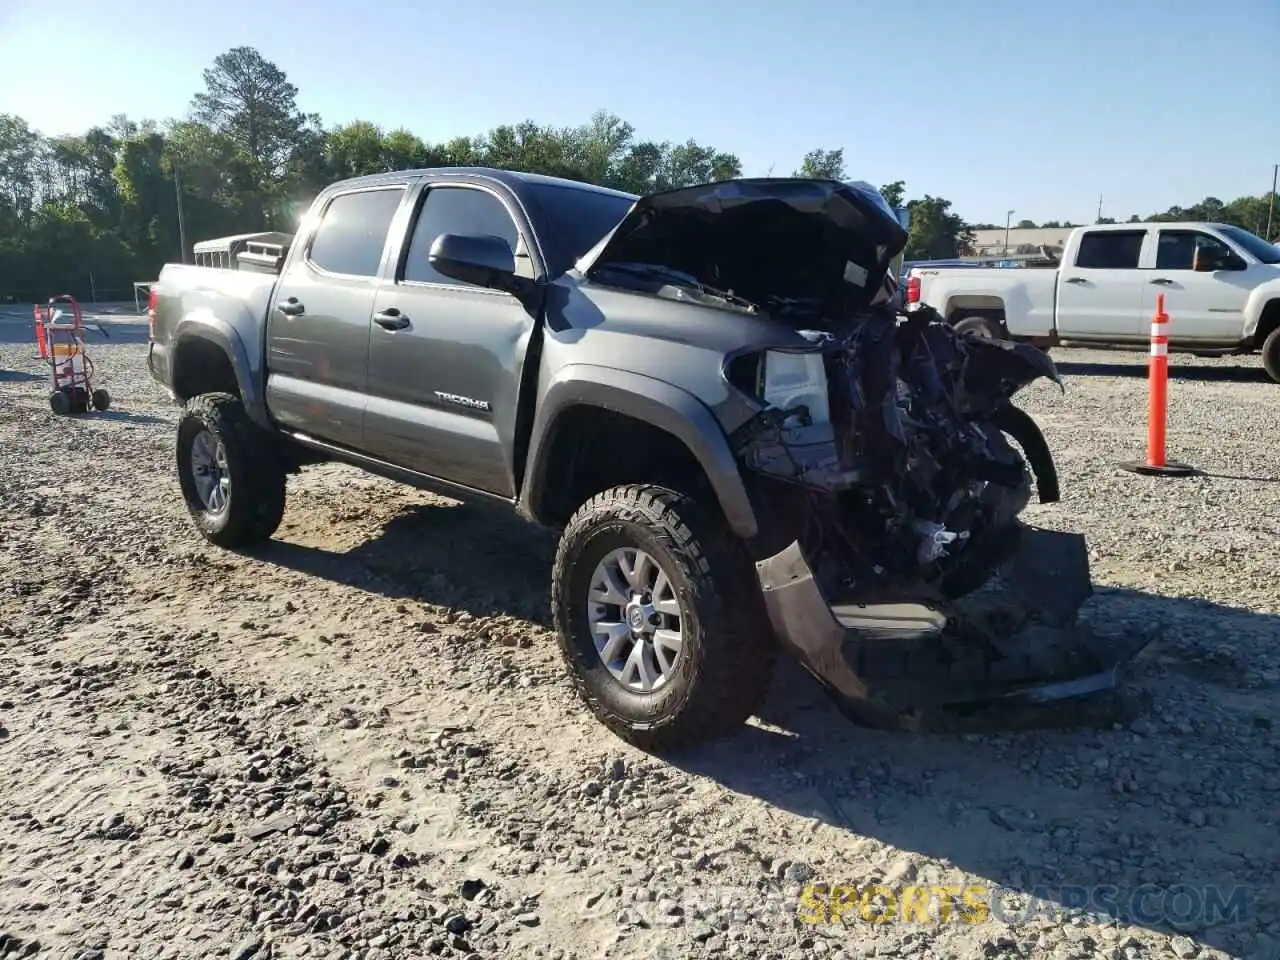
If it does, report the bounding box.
[904,221,1280,382]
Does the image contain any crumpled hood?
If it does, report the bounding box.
[577,178,909,317]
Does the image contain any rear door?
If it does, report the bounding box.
[362,181,541,496]
[1054,228,1149,340]
[265,185,407,448]
[1143,229,1251,343]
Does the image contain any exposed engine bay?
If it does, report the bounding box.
[728,300,1064,605]
[726,304,1149,732]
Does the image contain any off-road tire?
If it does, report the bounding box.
[953,315,1006,340]
[1262,325,1280,385]
[551,484,776,752]
[176,393,286,549]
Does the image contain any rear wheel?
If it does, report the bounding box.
[953,315,1006,341]
[551,484,776,752]
[1262,326,1280,384]
[91,388,111,411]
[176,393,286,549]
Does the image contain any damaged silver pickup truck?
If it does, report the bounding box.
[146,169,1145,750]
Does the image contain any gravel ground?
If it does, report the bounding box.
[1,313,1278,960]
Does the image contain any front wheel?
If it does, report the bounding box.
[176,393,286,549]
[1262,326,1280,384]
[551,484,776,752]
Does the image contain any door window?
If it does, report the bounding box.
[1074,230,1145,269]
[1155,231,1233,270]
[307,188,404,278]
[403,186,521,286]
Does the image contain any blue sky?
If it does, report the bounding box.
[1,0,1276,226]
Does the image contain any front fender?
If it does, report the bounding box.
[519,364,759,539]
[172,316,270,430]
[1243,283,1280,340]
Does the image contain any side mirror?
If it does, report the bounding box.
[429,233,521,291]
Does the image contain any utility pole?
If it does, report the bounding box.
[1004,209,1014,256]
[1266,164,1277,242]
[173,159,188,265]
[1096,193,1104,223]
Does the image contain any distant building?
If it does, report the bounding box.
[969,227,1074,256]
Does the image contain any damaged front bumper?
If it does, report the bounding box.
[755,523,1151,731]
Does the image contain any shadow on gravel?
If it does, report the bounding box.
[1198,471,1280,484]
[260,499,557,623]
[0,369,44,383]
[90,410,171,426]
[1056,360,1273,384]
[668,588,1280,957]
[0,319,151,345]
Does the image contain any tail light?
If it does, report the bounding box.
[906,275,921,305]
[147,286,157,339]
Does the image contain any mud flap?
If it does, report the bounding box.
[754,524,1153,732]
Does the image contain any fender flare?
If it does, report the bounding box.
[171,317,271,430]
[1242,293,1280,342]
[519,364,759,539]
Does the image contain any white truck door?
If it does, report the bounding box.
[1142,228,1251,344]
[1055,228,1149,340]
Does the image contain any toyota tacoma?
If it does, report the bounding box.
[147,168,1140,750]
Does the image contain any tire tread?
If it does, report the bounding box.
[176,393,286,549]
[551,483,775,751]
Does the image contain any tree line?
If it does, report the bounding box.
[974,191,1278,236]
[2,46,1272,305]
[0,47,979,302]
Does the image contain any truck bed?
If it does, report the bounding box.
[148,263,278,398]
[911,266,1059,339]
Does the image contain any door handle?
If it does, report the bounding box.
[1064,276,1088,285]
[277,298,305,317]
[1149,278,1174,286]
[373,308,410,331]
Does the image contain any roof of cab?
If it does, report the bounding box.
[325,166,639,203]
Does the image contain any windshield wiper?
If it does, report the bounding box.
[593,261,758,312]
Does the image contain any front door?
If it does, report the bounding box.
[265,185,406,449]
[363,182,540,496]
[1054,228,1149,340]
[1142,229,1252,344]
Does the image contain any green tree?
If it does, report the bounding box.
[0,114,41,223]
[878,181,906,209]
[904,195,973,260]
[657,140,741,189]
[793,148,846,180]
[191,46,305,182]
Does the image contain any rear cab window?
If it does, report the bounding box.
[1074,230,1146,269]
[307,187,406,278]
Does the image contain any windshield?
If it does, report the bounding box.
[525,182,636,272]
[1218,225,1280,264]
